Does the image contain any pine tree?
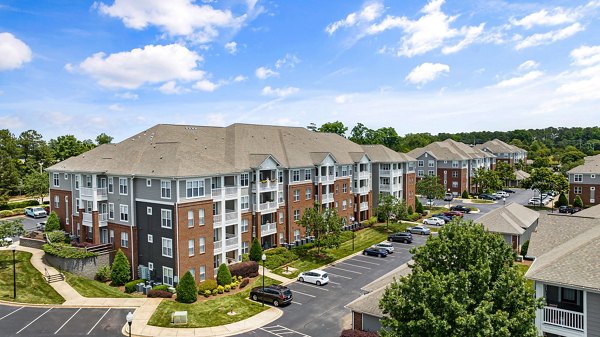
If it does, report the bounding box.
[573,195,584,208]
[461,190,469,199]
[555,192,568,207]
[217,263,232,286]
[415,199,424,214]
[249,238,263,262]
[45,211,60,232]
[110,249,131,286]
[176,271,198,303]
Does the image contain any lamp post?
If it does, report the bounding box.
[261,253,266,306]
[352,230,355,252]
[502,197,506,206]
[11,245,16,299]
[125,311,133,337]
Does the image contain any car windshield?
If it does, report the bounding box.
[33,207,44,211]
[283,289,292,296]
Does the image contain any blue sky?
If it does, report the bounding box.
[1,0,600,142]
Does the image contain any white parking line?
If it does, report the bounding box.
[0,306,23,320]
[16,308,52,334]
[292,290,316,298]
[349,258,380,266]
[339,261,371,269]
[260,325,311,337]
[295,282,329,291]
[328,266,362,274]
[292,301,303,305]
[325,272,351,279]
[55,308,81,334]
[328,280,341,285]
[87,308,110,335]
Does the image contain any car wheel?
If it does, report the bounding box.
[363,252,367,255]
[316,281,321,286]
[404,239,408,243]
[273,300,280,307]
[252,294,258,301]
[299,277,304,283]
[379,254,383,258]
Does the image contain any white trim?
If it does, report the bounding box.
[135,198,174,206]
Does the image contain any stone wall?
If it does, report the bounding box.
[19,236,46,250]
[44,251,111,279]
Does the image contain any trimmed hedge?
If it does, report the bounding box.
[125,279,145,293]
[147,290,173,298]
[264,247,298,270]
[0,199,39,211]
[228,261,259,278]
[197,279,218,293]
[46,230,69,244]
[340,329,378,337]
[0,210,13,217]
[239,277,250,288]
[216,263,232,286]
[153,284,169,291]
[95,265,111,282]
[176,271,197,303]
[42,243,98,258]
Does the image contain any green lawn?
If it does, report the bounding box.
[516,263,534,290]
[148,276,280,328]
[64,272,139,298]
[0,251,64,304]
[469,199,495,204]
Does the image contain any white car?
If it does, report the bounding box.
[495,191,509,198]
[423,217,445,226]
[374,242,395,254]
[528,198,541,205]
[25,207,47,218]
[297,269,329,286]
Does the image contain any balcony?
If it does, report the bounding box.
[214,240,222,254]
[99,213,108,227]
[261,222,277,237]
[225,236,239,250]
[358,171,370,179]
[213,214,222,226]
[211,188,223,199]
[543,306,584,332]
[357,186,369,195]
[82,212,93,226]
[80,187,108,201]
[360,202,369,211]
[379,184,390,192]
[321,193,334,203]
[253,201,278,214]
[252,180,278,192]
[224,187,238,198]
[225,211,238,224]
[380,169,390,176]
[318,175,335,184]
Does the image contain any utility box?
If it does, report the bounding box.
[142,285,152,295]
[171,311,188,324]
[136,283,145,293]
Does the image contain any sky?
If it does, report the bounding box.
[1,0,600,142]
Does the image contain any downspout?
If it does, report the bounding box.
[175,179,180,283]
[130,175,135,278]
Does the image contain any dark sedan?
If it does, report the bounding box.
[249,285,293,307]
[478,194,497,200]
[362,247,388,257]
[449,205,471,213]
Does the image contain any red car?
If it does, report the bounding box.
[443,211,464,217]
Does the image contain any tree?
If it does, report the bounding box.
[375,194,396,228]
[522,168,568,207]
[573,195,584,208]
[393,201,408,222]
[176,271,198,303]
[0,129,21,195]
[110,249,131,286]
[0,219,24,247]
[349,123,370,144]
[416,175,444,209]
[318,121,348,137]
[415,199,424,214]
[379,221,541,337]
[495,161,516,187]
[299,203,344,255]
[17,130,52,176]
[45,211,61,232]
[217,263,232,286]
[461,189,469,199]
[49,135,91,162]
[249,238,263,262]
[95,133,114,145]
[555,192,568,207]
[23,171,48,203]
[474,169,503,194]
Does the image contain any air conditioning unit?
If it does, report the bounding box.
[138,265,149,280]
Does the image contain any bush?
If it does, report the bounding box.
[0,210,12,217]
[461,190,469,199]
[241,253,249,262]
[228,261,259,278]
[46,230,69,244]
[203,290,211,297]
[415,199,424,214]
[240,277,250,288]
[217,263,232,286]
[197,279,218,293]
[153,284,169,291]
[521,240,530,256]
[110,249,131,286]
[0,199,39,211]
[230,282,237,289]
[556,192,568,207]
[249,238,263,262]
[176,271,197,303]
[212,289,218,296]
[147,290,172,298]
[265,247,298,269]
[42,243,98,258]
[217,285,224,294]
[573,195,584,208]
[340,329,378,337]
[224,284,231,292]
[125,279,144,293]
[45,212,60,232]
[407,205,413,215]
[95,265,111,282]
[404,213,421,222]
[11,208,24,216]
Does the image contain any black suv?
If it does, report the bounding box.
[387,232,413,243]
[559,206,582,214]
[249,285,292,307]
[450,205,471,213]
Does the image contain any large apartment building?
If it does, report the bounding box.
[568,154,600,207]
[408,139,495,195]
[474,139,527,167]
[47,123,384,286]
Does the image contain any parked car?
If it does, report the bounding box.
[36,222,46,231]
[362,247,389,257]
[25,207,47,218]
[406,226,431,235]
[297,269,329,286]
[495,191,509,198]
[44,205,50,214]
[503,189,516,193]
[387,232,413,243]
[431,215,452,223]
[558,206,582,214]
[443,193,454,201]
[528,198,541,205]
[423,217,445,226]
[374,242,395,254]
[449,205,471,213]
[249,285,293,307]
[443,211,464,218]
[478,194,496,200]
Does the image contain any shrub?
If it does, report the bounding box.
[95,265,111,282]
[230,282,237,289]
[415,200,424,214]
[212,289,218,296]
[147,290,172,298]
[42,243,98,258]
[203,290,211,297]
[46,230,69,244]
[0,210,12,217]
[249,238,263,262]
[462,190,469,199]
[217,285,224,294]
[265,247,298,269]
[556,192,568,207]
[340,329,378,337]
[237,275,243,281]
[249,272,258,278]
[45,212,61,232]
[573,195,584,208]
[125,279,144,293]
[153,284,169,291]
[239,278,250,288]
[217,263,232,286]
[407,205,413,215]
[110,249,131,286]
[241,253,249,262]
[0,199,39,211]
[228,261,259,278]
[521,240,530,256]
[176,271,198,303]
[198,279,218,293]
[11,208,24,216]
[224,284,231,292]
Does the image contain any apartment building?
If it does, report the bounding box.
[47,123,379,285]
[408,139,495,195]
[568,154,600,207]
[360,145,417,210]
[474,139,527,167]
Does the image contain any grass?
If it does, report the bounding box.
[515,263,534,290]
[0,251,64,304]
[469,199,495,204]
[64,272,139,298]
[148,276,280,328]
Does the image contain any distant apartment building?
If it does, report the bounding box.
[47,123,383,285]
[408,139,495,195]
[474,139,527,167]
[361,145,417,210]
[567,154,600,207]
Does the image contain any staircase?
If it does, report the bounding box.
[44,268,65,283]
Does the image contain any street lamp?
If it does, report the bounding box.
[11,245,16,299]
[261,253,266,306]
[502,197,506,206]
[125,311,133,337]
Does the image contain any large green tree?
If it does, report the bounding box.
[95,133,114,145]
[0,219,24,247]
[318,121,348,137]
[416,175,444,208]
[17,130,53,175]
[379,221,541,337]
[49,135,92,162]
[495,161,516,187]
[0,129,21,195]
[298,203,344,255]
[23,171,49,203]
[522,168,568,206]
[375,194,397,228]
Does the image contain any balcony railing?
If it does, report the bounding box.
[211,188,223,199]
[214,241,222,253]
[380,169,390,176]
[253,201,278,213]
[322,193,334,203]
[379,184,390,191]
[224,186,238,198]
[543,306,584,331]
[357,186,369,195]
[261,222,277,237]
[213,214,222,225]
[358,171,370,179]
[80,187,108,201]
[253,180,278,192]
[83,212,93,226]
[318,174,335,183]
[360,202,369,211]
[225,211,238,224]
[99,213,108,227]
[225,237,238,247]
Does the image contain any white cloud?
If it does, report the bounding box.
[325,1,384,35]
[518,60,539,71]
[224,41,237,54]
[255,66,279,79]
[233,75,247,82]
[0,116,23,129]
[193,79,219,92]
[76,44,205,89]
[510,8,579,29]
[48,111,74,126]
[335,94,352,104]
[116,92,139,100]
[275,54,300,69]
[0,32,32,71]
[570,45,600,66]
[442,24,485,54]
[159,81,186,94]
[515,23,583,50]
[261,86,299,97]
[495,70,544,88]
[405,62,450,85]
[109,103,124,111]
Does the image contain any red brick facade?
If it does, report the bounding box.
[49,189,73,232]
[403,172,416,210]
[108,222,138,277]
[436,168,468,195]
[287,182,315,243]
[569,184,599,207]
[176,200,214,282]
[353,311,363,330]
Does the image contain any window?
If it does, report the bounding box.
[292,170,300,182]
[121,232,129,248]
[561,288,577,303]
[342,166,348,176]
[241,196,249,210]
[452,181,459,188]
[279,232,284,244]
[240,173,249,187]
[241,219,248,232]
[74,198,80,214]
[417,170,424,177]
[188,239,194,256]
[188,269,195,279]
[161,209,172,229]
[342,200,347,210]
[294,229,300,241]
[592,174,596,179]
[418,160,424,167]
[148,262,154,271]
[574,174,583,182]
[88,226,93,240]
[574,186,582,194]
[163,267,173,286]
[293,189,300,202]
[54,195,59,208]
[162,238,173,257]
[161,180,171,199]
[53,173,59,187]
[147,234,153,243]
[279,211,284,224]
[452,171,458,178]
[304,169,312,181]
[108,203,114,219]
[75,175,80,189]
[199,237,205,253]
[186,179,205,198]
[294,210,300,221]
[108,229,114,243]
[452,161,459,168]
[147,207,152,215]
[119,178,128,194]
[278,191,284,204]
[278,171,283,183]
[343,183,347,193]
[120,205,129,222]
[305,187,311,200]
[428,170,434,176]
[108,177,114,193]
[428,160,435,167]
[242,241,249,254]
[146,179,152,187]
[188,210,194,227]
[199,266,206,282]
[199,209,205,225]
[335,201,339,209]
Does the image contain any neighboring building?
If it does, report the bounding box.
[408,139,495,195]
[526,208,600,337]
[508,169,530,187]
[567,154,600,207]
[476,202,539,253]
[361,145,417,210]
[474,139,527,167]
[47,123,384,285]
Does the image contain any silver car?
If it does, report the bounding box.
[407,226,431,235]
[25,207,47,218]
[374,242,395,254]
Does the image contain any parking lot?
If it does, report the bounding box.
[0,305,131,337]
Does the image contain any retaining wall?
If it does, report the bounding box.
[44,251,111,279]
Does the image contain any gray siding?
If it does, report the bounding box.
[136,201,176,283]
[49,171,73,191]
[372,164,381,206]
[106,177,133,226]
[570,173,600,184]
[178,178,211,200]
[362,314,382,332]
[588,292,600,337]
[135,178,176,202]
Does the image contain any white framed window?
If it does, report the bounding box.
[161,180,171,199]
[64,173,68,180]
[305,187,311,200]
[428,160,435,167]
[75,175,80,189]
[294,209,300,221]
[186,179,205,198]
[53,173,59,187]
[279,232,284,244]
[242,241,249,254]
[120,205,129,222]
[162,237,173,258]
[74,198,80,214]
[148,262,154,271]
[147,206,152,215]
[109,229,114,243]
[146,179,152,187]
[241,173,249,187]
[148,234,153,243]
[574,186,582,194]
[199,237,205,253]
[108,177,114,193]
[418,160,424,167]
[241,219,248,232]
[428,170,434,176]
[452,161,459,168]
[574,174,583,182]
[342,200,347,210]
[452,181,459,188]
[199,266,206,282]
[188,210,194,227]
[199,209,205,225]
[452,171,458,178]
[304,169,312,181]
[278,191,284,204]
[121,232,129,248]
[279,211,284,224]
[108,203,114,219]
[335,201,339,209]
[294,189,300,202]
[241,196,249,210]
[163,266,173,286]
[161,209,172,229]
[417,170,424,177]
[592,174,596,179]
[278,171,283,183]
[292,170,300,182]
[343,183,347,193]
[188,239,195,256]
[294,229,300,241]
[119,178,128,195]
[335,185,339,194]
[54,195,59,208]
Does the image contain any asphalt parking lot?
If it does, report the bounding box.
[0,305,131,337]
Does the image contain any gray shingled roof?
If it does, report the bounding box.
[515,170,530,180]
[474,139,525,154]
[574,203,600,218]
[567,154,600,174]
[407,139,492,161]
[476,202,539,235]
[360,144,416,163]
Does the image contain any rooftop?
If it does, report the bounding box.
[474,139,526,154]
[567,154,600,174]
[476,202,539,235]
[407,138,492,161]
